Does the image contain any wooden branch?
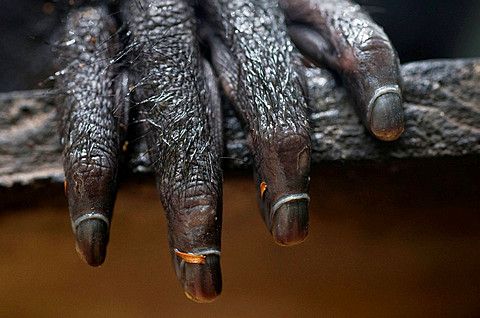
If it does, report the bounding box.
[0,90,63,187]
[224,58,480,168]
[1,59,479,187]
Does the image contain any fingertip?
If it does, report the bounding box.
[271,196,309,246]
[175,252,222,303]
[74,218,109,267]
[370,92,404,141]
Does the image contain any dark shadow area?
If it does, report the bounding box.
[362,0,480,62]
[1,0,479,92]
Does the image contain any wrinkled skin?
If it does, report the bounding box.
[55,0,404,303]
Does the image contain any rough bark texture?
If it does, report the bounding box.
[1,59,479,187]
[0,90,63,187]
[224,58,480,168]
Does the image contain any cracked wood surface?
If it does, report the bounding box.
[1,59,479,187]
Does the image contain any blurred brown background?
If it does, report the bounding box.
[1,160,480,317]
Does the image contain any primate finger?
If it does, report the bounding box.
[55,5,125,266]
[122,0,223,302]
[200,0,311,246]
[281,0,404,141]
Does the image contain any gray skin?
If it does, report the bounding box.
[55,0,403,303]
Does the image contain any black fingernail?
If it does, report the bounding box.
[272,199,309,246]
[370,92,404,141]
[177,254,222,303]
[75,218,109,267]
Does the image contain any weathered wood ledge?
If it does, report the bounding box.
[1,58,479,188]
